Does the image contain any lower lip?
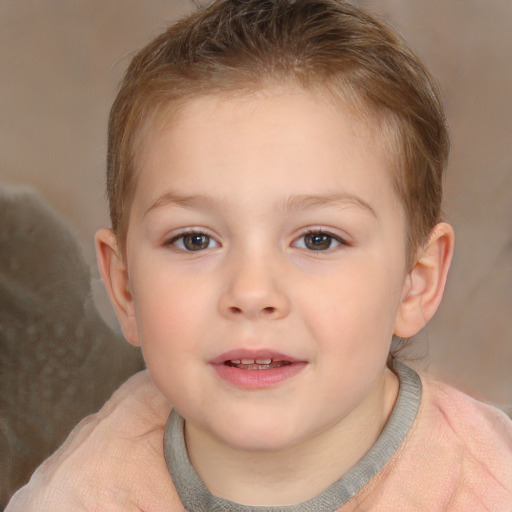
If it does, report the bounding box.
[213,362,306,390]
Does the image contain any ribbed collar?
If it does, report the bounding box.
[164,359,422,512]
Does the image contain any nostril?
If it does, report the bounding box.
[224,305,281,317]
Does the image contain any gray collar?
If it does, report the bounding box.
[164,359,421,512]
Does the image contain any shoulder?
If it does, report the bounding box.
[420,374,512,456]
[339,367,512,511]
[407,372,512,508]
[5,371,185,512]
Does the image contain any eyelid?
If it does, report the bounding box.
[291,227,350,251]
[165,227,221,250]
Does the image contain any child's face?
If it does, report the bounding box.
[123,88,411,452]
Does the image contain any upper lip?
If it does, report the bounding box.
[210,349,303,365]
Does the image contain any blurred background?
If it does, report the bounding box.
[1,0,511,406]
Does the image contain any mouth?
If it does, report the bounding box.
[210,349,300,368]
[211,350,305,389]
[224,358,293,370]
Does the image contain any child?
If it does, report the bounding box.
[7,0,512,510]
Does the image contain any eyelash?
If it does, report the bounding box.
[292,229,348,252]
[165,228,348,253]
[165,229,220,252]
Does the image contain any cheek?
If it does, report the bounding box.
[298,259,405,349]
[130,265,211,349]
[130,278,209,405]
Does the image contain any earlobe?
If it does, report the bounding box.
[95,228,141,346]
[394,222,455,338]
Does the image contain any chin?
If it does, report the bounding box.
[213,419,303,453]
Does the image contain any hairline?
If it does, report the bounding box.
[116,79,409,258]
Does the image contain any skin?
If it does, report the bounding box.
[6,86,453,511]
[96,87,454,506]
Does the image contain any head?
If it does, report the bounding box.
[96,0,454,459]
[107,0,450,267]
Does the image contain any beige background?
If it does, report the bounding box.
[1,0,511,404]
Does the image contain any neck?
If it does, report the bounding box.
[185,367,399,506]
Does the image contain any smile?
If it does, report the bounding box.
[211,351,306,389]
[224,359,293,370]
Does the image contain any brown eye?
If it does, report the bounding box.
[292,231,344,251]
[182,233,211,251]
[169,232,219,251]
[304,232,333,250]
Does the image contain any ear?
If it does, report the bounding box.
[394,222,454,338]
[95,228,141,346]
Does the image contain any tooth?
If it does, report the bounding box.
[255,358,272,364]
[241,359,255,365]
[231,360,241,364]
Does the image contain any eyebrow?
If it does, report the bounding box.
[144,191,377,218]
[278,193,377,218]
[144,191,226,217]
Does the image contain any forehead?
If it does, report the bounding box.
[138,84,396,158]
[132,87,401,219]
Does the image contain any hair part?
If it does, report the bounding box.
[107,0,449,266]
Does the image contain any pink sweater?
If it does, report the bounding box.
[163,362,512,511]
[339,375,512,511]
[6,368,512,511]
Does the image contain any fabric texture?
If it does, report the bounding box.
[163,361,512,511]
[0,186,144,507]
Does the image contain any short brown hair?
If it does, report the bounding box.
[107,0,449,262]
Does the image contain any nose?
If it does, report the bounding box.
[218,253,290,320]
